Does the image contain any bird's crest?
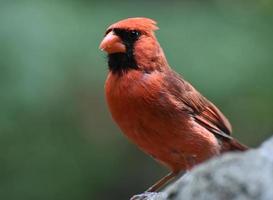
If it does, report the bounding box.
[107,17,159,34]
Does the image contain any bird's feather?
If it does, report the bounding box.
[164,70,233,141]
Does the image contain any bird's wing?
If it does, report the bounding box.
[193,102,232,138]
[165,70,232,140]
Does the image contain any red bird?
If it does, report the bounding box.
[100,17,248,193]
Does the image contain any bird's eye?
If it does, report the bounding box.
[112,29,141,42]
[129,30,140,38]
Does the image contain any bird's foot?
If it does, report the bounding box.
[130,192,166,200]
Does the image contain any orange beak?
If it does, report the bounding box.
[99,31,126,54]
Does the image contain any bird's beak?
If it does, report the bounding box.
[99,31,126,54]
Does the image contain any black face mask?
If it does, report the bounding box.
[107,29,141,74]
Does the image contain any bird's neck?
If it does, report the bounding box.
[134,43,169,72]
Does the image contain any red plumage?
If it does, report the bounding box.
[100,17,248,193]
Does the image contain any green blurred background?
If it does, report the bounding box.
[1,0,273,199]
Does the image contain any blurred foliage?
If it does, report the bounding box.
[0,0,273,199]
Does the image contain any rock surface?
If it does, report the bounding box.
[140,136,273,200]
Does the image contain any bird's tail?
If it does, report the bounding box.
[222,138,249,152]
[229,138,249,151]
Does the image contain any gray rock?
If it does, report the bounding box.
[144,136,273,200]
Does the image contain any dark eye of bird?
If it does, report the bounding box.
[129,30,140,39]
[113,28,141,42]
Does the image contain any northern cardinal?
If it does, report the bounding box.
[99,17,248,193]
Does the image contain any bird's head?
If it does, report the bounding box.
[99,17,169,74]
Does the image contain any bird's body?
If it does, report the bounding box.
[100,17,248,193]
[106,69,223,171]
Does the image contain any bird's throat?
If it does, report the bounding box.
[107,53,138,74]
